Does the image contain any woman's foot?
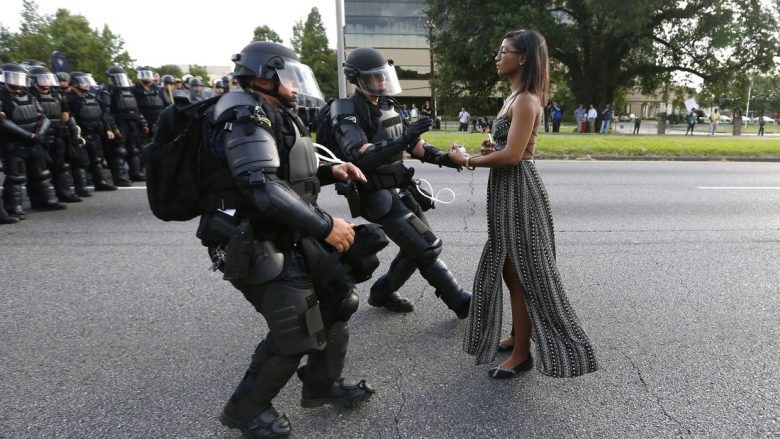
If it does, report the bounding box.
[488,355,533,380]
[497,336,514,352]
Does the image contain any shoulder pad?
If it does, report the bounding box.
[212,90,261,123]
[331,98,356,118]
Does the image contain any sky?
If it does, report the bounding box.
[1,0,340,67]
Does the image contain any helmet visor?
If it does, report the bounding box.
[74,75,98,88]
[111,73,131,87]
[137,70,154,81]
[356,63,401,96]
[275,61,325,107]
[35,73,59,87]
[3,71,29,87]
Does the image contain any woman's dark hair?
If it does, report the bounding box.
[504,29,549,106]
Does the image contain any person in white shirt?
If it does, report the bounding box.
[458,108,470,131]
[587,104,598,133]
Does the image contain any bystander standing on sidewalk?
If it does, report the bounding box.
[633,116,641,134]
[599,105,612,133]
[709,109,720,135]
[573,104,585,133]
[758,111,765,136]
[587,104,597,133]
[685,109,697,135]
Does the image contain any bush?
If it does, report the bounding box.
[667,113,686,124]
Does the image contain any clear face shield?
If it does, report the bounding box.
[111,72,131,88]
[2,71,29,88]
[275,61,326,108]
[74,75,97,91]
[137,70,154,82]
[357,62,402,96]
[34,73,59,87]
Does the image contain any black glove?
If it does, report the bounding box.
[436,153,463,171]
[402,117,433,146]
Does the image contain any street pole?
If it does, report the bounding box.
[336,0,346,98]
[426,19,436,117]
[745,74,753,127]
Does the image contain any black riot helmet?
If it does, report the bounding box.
[106,65,131,88]
[28,65,59,88]
[69,71,98,91]
[231,41,325,107]
[343,47,402,96]
[1,63,30,90]
[161,74,175,85]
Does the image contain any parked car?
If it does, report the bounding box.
[618,113,636,121]
[752,116,775,124]
[719,115,733,123]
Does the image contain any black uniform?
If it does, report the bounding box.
[192,90,376,438]
[66,88,118,192]
[130,82,165,133]
[100,83,148,184]
[330,91,471,318]
[0,87,65,216]
[0,100,20,224]
[31,86,83,202]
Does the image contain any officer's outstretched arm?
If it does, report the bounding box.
[415,142,463,170]
[225,120,333,240]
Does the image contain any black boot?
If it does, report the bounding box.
[54,166,82,203]
[28,171,67,211]
[368,254,417,313]
[72,168,91,197]
[128,155,146,182]
[420,258,471,319]
[221,341,299,438]
[220,405,291,439]
[297,367,375,409]
[109,159,131,187]
[0,196,19,224]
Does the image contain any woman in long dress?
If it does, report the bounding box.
[449,30,598,379]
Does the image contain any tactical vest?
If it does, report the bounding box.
[286,115,320,204]
[360,101,411,192]
[77,94,104,132]
[8,93,39,131]
[112,89,140,120]
[35,92,64,128]
[134,85,164,123]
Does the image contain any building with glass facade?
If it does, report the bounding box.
[344,0,431,105]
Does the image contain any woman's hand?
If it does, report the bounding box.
[448,142,468,166]
[480,139,496,156]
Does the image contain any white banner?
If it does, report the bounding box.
[684,98,698,112]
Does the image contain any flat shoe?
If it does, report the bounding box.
[496,343,513,353]
[488,355,533,380]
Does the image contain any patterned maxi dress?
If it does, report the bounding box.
[463,114,599,378]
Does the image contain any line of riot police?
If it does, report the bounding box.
[0,61,236,225]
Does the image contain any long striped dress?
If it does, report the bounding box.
[463,114,598,378]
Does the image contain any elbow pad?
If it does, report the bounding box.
[250,180,333,239]
[0,117,36,142]
[223,120,280,179]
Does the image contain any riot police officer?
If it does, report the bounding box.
[188,77,205,102]
[327,47,471,318]
[187,41,375,438]
[131,69,165,133]
[160,74,176,107]
[100,65,148,184]
[0,98,20,224]
[0,62,66,217]
[29,65,83,203]
[66,72,118,192]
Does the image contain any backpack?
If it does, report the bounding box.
[145,95,223,221]
[314,99,335,150]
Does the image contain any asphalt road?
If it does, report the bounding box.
[1,161,778,438]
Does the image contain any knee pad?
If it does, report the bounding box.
[261,281,326,356]
[382,211,441,262]
[336,291,359,322]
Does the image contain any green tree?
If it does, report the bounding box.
[12,0,52,64]
[291,7,337,99]
[427,0,780,112]
[157,64,184,79]
[188,64,211,85]
[253,25,282,43]
[0,25,16,63]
